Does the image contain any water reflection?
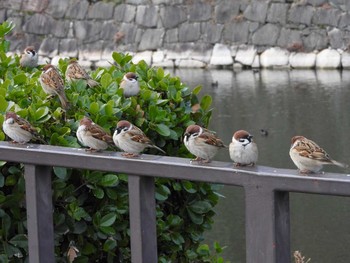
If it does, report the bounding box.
[171,68,350,262]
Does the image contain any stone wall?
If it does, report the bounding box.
[2,0,350,68]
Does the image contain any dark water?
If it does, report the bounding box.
[172,68,350,263]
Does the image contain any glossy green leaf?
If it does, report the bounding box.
[89,102,99,114]
[100,213,117,227]
[200,95,212,111]
[155,123,171,137]
[99,174,119,187]
[9,234,27,249]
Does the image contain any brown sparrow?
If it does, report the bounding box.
[20,46,38,68]
[65,59,99,87]
[76,116,114,152]
[119,72,140,97]
[289,135,348,174]
[113,120,165,157]
[2,112,45,144]
[229,130,258,166]
[184,124,226,163]
[40,64,70,110]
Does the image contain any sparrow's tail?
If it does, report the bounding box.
[87,79,99,88]
[57,92,70,110]
[331,160,349,169]
[152,145,166,154]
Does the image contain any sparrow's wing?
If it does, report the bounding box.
[68,64,90,80]
[127,128,152,145]
[17,117,37,134]
[295,139,332,163]
[200,132,226,148]
[88,124,113,144]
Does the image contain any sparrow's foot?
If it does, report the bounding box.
[85,148,101,153]
[299,169,312,175]
[122,152,140,158]
[190,157,210,164]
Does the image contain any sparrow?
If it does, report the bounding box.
[119,72,140,97]
[229,130,258,166]
[65,59,99,87]
[2,112,45,144]
[19,46,38,68]
[40,64,70,110]
[183,124,226,163]
[289,135,348,174]
[76,116,114,152]
[113,120,165,157]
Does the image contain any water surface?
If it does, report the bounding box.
[172,68,350,263]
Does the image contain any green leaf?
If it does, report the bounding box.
[99,174,119,187]
[170,232,185,245]
[100,213,117,227]
[0,95,8,112]
[101,73,112,88]
[90,102,99,114]
[192,85,202,95]
[13,73,27,85]
[53,167,68,180]
[200,95,212,111]
[196,244,210,257]
[9,234,27,248]
[189,200,212,214]
[92,187,104,199]
[155,123,171,137]
[103,238,117,251]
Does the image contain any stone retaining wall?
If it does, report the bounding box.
[2,0,350,68]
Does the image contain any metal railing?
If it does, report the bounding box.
[1,141,350,263]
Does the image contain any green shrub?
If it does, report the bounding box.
[0,21,228,262]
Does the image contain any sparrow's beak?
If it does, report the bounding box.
[184,133,190,141]
[116,127,122,134]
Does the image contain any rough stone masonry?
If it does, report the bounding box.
[2,0,350,68]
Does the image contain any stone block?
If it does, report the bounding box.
[289,52,316,68]
[277,28,302,49]
[312,8,341,27]
[114,4,136,23]
[132,51,153,65]
[74,21,102,43]
[189,2,212,22]
[339,13,350,29]
[101,42,115,61]
[152,50,165,63]
[215,0,240,24]
[52,20,70,38]
[46,0,70,19]
[79,42,104,61]
[88,2,115,20]
[66,0,89,19]
[223,21,249,44]
[119,23,138,44]
[303,30,328,51]
[260,47,290,68]
[152,60,174,68]
[341,52,350,68]
[0,9,6,23]
[152,0,183,4]
[5,0,22,10]
[267,3,288,24]
[179,23,200,42]
[252,54,260,68]
[165,28,178,43]
[329,28,344,49]
[138,29,165,51]
[209,43,233,66]
[136,5,159,28]
[202,23,224,44]
[288,5,314,25]
[252,24,280,46]
[59,39,78,58]
[178,59,206,68]
[39,38,59,57]
[6,16,23,33]
[23,14,55,35]
[243,1,268,23]
[95,60,111,68]
[126,0,148,4]
[160,6,187,28]
[316,49,341,68]
[305,0,327,5]
[100,21,119,40]
[235,45,257,66]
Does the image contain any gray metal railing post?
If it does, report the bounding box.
[245,186,290,263]
[24,164,55,263]
[128,175,158,263]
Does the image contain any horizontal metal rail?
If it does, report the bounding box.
[0,141,350,262]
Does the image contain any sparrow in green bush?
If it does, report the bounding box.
[113,120,165,157]
[19,46,38,68]
[289,135,348,174]
[2,112,45,144]
[76,116,114,152]
[65,59,99,87]
[229,130,258,167]
[119,72,140,97]
[184,124,226,163]
[40,64,70,110]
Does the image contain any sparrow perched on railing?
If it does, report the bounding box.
[2,112,45,144]
[40,64,70,110]
[119,72,140,97]
[289,135,348,174]
[229,130,258,167]
[113,120,165,157]
[76,116,114,152]
[20,46,38,68]
[184,124,226,163]
[65,59,99,87]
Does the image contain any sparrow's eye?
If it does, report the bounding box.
[123,127,128,132]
